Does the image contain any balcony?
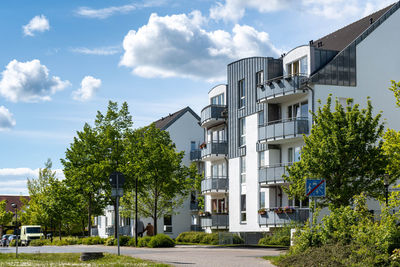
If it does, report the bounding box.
[190,149,202,161]
[259,163,292,186]
[201,214,229,229]
[201,142,228,161]
[259,209,309,226]
[258,117,309,144]
[201,177,228,194]
[105,225,131,237]
[200,105,227,128]
[190,201,199,211]
[257,74,308,104]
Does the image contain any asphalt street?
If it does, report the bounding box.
[0,245,285,267]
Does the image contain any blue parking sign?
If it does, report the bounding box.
[306,179,326,197]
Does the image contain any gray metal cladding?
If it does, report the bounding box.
[227,57,281,159]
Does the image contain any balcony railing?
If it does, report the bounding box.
[201,214,229,228]
[190,225,203,232]
[257,74,308,102]
[105,225,131,237]
[201,142,228,159]
[190,149,202,161]
[190,201,199,211]
[200,105,227,127]
[259,163,293,185]
[259,209,309,225]
[201,176,228,193]
[258,117,309,142]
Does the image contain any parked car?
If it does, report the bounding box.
[7,235,17,246]
[1,235,10,247]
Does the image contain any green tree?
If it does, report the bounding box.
[0,200,13,236]
[190,162,204,211]
[121,124,193,235]
[389,80,400,107]
[284,96,388,207]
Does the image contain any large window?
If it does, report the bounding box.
[259,151,266,167]
[256,71,264,85]
[164,215,172,233]
[287,101,308,119]
[208,128,226,143]
[260,192,265,209]
[239,118,246,146]
[240,194,246,223]
[240,156,246,184]
[258,111,265,126]
[287,56,308,76]
[211,162,227,178]
[211,93,224,105]
[238,79,246,108]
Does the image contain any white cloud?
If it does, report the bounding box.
[75,4,137,19]
[70,46,122,55]
[210,0,293,22]
[120,11,280,82]
[72,76,102,101]
[23,15,50,36]
[0,106,16,131]
[0,59,70,102]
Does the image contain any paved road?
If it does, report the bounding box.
[0,245,285,267]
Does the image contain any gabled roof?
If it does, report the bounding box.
[0,195,30,212]
[153,106,200,130]
[311,3,395,51]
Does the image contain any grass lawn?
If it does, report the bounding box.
[0,253,170,267]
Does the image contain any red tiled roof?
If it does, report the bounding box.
[0,195,30,212]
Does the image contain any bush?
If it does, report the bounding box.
[9,240,21,247]
[147,234,175,248]
[201,233,219,245]
[259,227,291,247]
[63,237,79,245]
[127,237,136,247]
[118,236,131,246]
[137,236,152,247]
[81,236,104,245]
[176,232,207,243]
[29,239,51,246]
[233,234,244,244]
[105,237,115,246]
[52,239,69,246]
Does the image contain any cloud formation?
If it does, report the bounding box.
[75,4,137,19]
[23,15,50,36]
[0,106,16,131]
[120,11,280,82]
[0,59,70,102]
[70,46,122,55]
[72,76,102,101]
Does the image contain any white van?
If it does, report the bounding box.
[20,225,43,246]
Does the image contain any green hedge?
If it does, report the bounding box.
[81,236,105,245]
[138,236,152,247]
[147,234,175,248]
[176,231,244,245]
[259,227,290,247]
[29,239,51,246]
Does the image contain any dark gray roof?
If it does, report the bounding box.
[153,106,200,130]
[311,3,395,51]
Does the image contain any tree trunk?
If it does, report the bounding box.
[88,195,92,237]
[82,218,85,237]
[153,192,158,235]
[114,201,118,238]
[59,221,62,240]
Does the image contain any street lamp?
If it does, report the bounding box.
[11,203,18,258]
[384,174,390,206]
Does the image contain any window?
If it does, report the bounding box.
[288,147,293,163]
[260,192,265,209]
[211,93,224,105]
[258,111,264,126]
[240,156,246,184]
[191,141,196,151]
[98,217,101,227]
[209,129,225,143]
[294,147,301,162]
[288,101,307,119]
[259,151,265,167]
[300,57,308,75]
[287,56,308,76]
[164,215,172,233]
[211,162,227,178]
[239,118,246,146]
[238,79,246,108]
[256,71,264,85]
[240,194,246,223]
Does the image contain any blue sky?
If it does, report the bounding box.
[0,0,395,195]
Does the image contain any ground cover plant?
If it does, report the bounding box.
[0,253,169,267]
[175,231,243,245]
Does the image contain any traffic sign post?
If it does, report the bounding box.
[109,172,125,256]
[305,179,326,233]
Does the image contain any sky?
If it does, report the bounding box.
[0,0,396,195]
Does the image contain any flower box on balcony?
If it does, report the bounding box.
[199,211,210,217]
[258,208,267,215]
[199,142,207,149]
[284,206,295,213]
[274,207,283,214]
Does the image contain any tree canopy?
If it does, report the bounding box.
[284,96,388,208]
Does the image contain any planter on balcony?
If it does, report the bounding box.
[258,208,267,215]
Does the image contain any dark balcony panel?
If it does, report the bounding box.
[190,225,203,232]
[201,177,228,193]
[190,149,202,161]
[190,201,199,211]
[259,209,309,225]
[200,105,227,128]
[257,74,308,102]
[259,118,309,142]
[201,214,229,228]
[201,142,228,159]
[259,163,293,184]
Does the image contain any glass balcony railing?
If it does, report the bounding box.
[200,105,227,127]
[259,209,309,225]
[190,201,199,211]
[190,149,202,161]
[258,117,309,142]
[257,74,308,102]
[201,214,229,228]
[201,142,228,159]
[259,163,293,184]
[201,176,228,193]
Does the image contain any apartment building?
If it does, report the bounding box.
[95,106,204,238]
[196,2,400,238]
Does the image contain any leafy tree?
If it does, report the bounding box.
[0,200,13,236]
[284,96,388,207]
[121,124,193,235]
[389,80,400,107]
[190,162,204,211]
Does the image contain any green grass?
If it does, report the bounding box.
[0,253,170,267]
[262,255,285,266]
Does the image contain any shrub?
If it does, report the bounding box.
[201,233,219,245]
[147,234,175,248]
[81,236,104,245]
[105,237,115,246]
[259,227,291,247]
[118,236,131,246]
[9,239,21,247]
[29,239,51,246]
[176,232,207,243]
[127,237,136,247]
[233,234,244,244]
[63,237,79,245]
[138,236,152,247]
[52,239,68,246]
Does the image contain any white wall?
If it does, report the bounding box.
[283,45,311,76]
[208,84,227,104]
